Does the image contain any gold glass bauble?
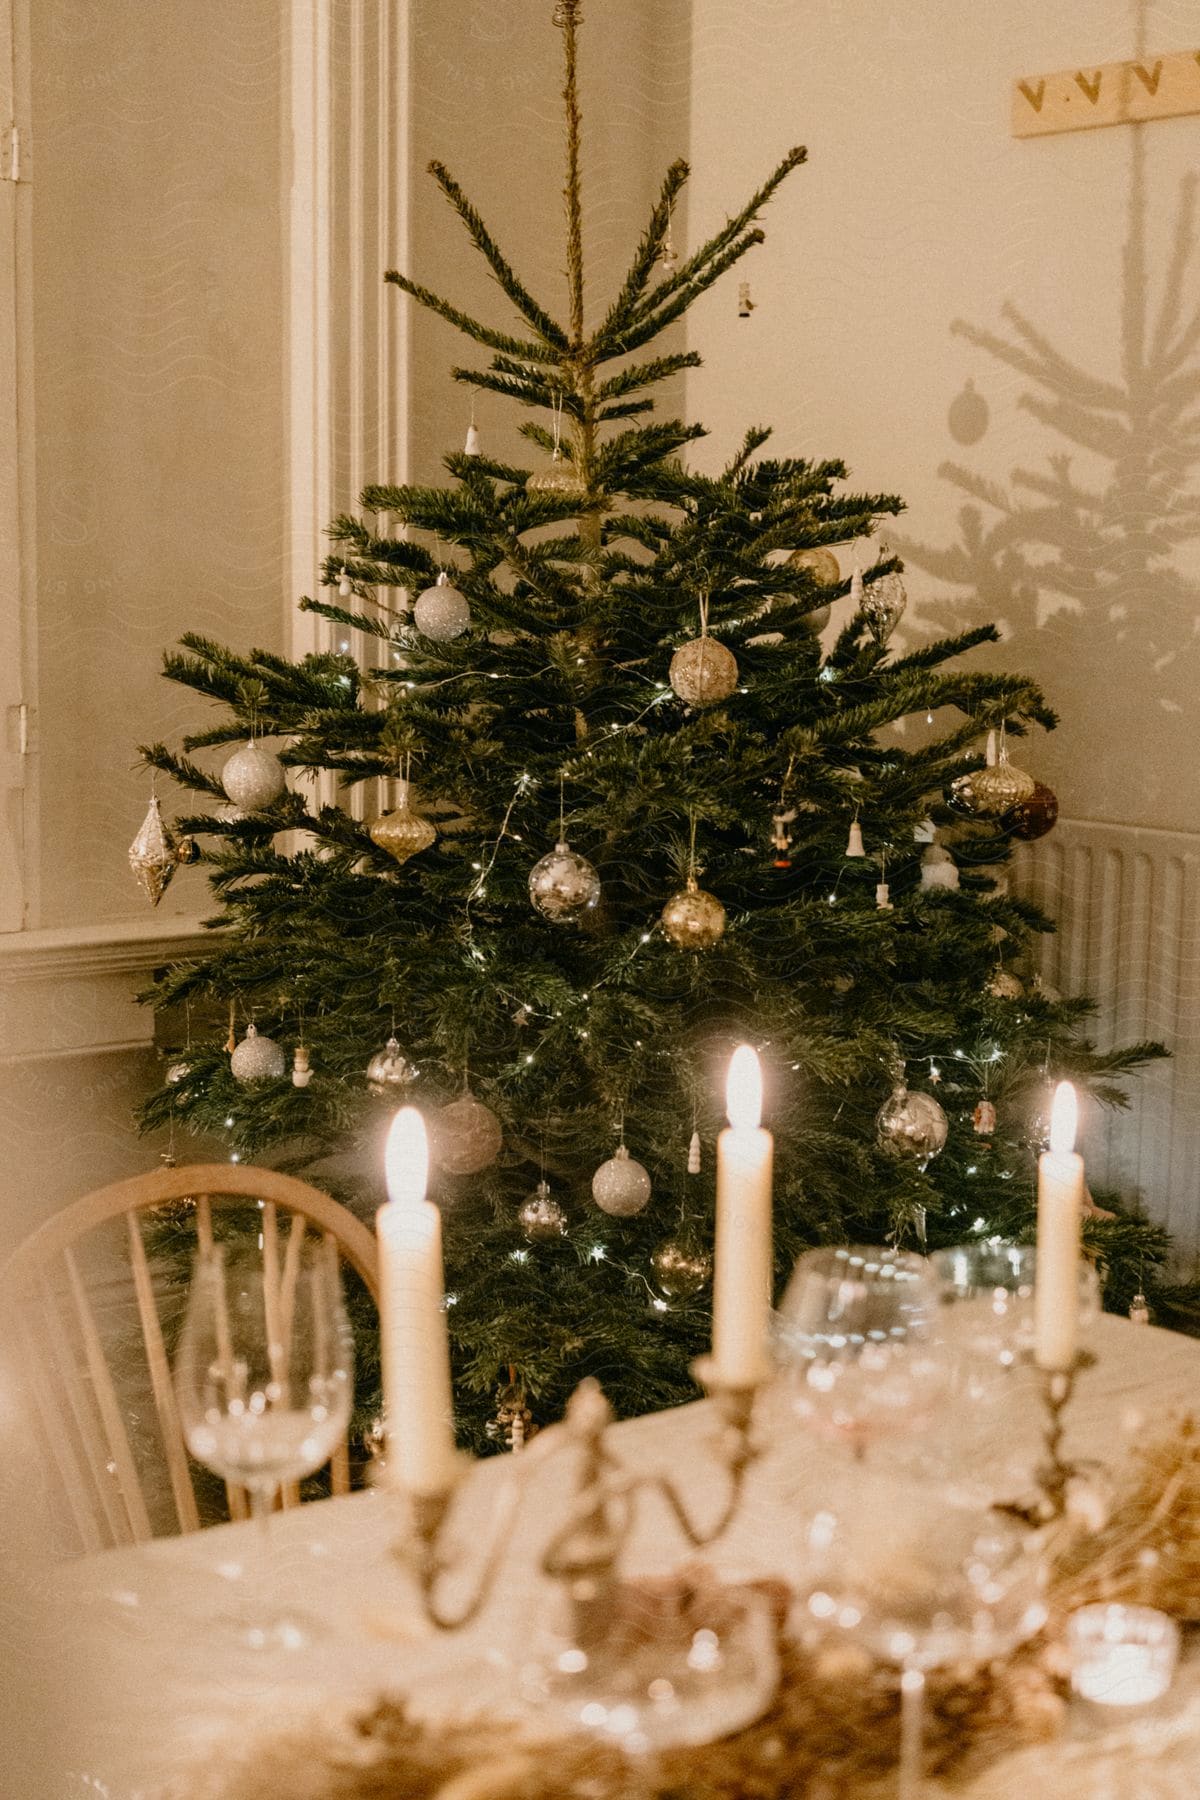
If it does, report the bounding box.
[668,635,739,708]
[787,546,840,586]
[986,968,1024,1000]
[862,570,907,645]
[128,794,188,906]
[518,1180,568,1242]
[650,1239,712,1299]
[368,779,437,864]
[968,759,1036,815]
[660,876,726,951]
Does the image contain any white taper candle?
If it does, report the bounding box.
[377,1107,459,1495]
[712,1045,774,1385]
[1034,1081,1085,1371]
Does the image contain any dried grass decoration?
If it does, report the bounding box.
[166,1575,1067,1800]
[1051,1413,1200,1622]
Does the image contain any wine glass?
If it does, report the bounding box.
[173,1240,354,1649]
[794,1489,1047,1800]
[931,1242,1100,1371]
[774,1246,947,1461]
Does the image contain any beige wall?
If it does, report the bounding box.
[684,0,1200,835]
[30,0,287,930]
[406,0,692,479]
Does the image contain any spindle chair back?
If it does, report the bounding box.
[0,1163,379,1556]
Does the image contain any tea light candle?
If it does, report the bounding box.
[1068,1604,1180,1707]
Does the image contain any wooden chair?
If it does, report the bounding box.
[0,1163,379,1557]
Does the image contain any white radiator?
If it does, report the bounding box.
[1016,819,1200,1279]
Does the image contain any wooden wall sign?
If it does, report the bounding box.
[1012,47,1200,138]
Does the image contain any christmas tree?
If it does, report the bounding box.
[137,3,1167,1448]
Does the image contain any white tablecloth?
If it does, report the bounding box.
[29,1317,1200,1797]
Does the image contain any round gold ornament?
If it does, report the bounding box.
[230,1023,286,1084]
[528,839,601,924]
[432,1092,503,1175]
[527,449,586,501]
[519,1180,568,1242]
[221,740,286,811]
[650,1238,712,1299]
[986,968,1024,1000]
[786,546,838,633]
[875,1084,948,1169]
[369,779,437,865]
[591,1143,652,1217]
[668,635,739,708]
[413,571,470,642]
[660,876,726,951]
[366,1036,415,1094]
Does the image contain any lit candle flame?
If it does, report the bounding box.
[726,1045,763,1132]
[1048,1081,1078,1157]
[385,1106,428,1208]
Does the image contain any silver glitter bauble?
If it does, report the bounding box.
[230,1024,286,1084]
[368,779,437,864]
[875,1085,948,1170]
[669,635,739,708]
[920,843,960,891]
[660,877,726,951]
[413,571,471,642]
[432,1093,503,1175]
[128,794,189,906]
[220,740,286,811]
[528,839,601,924]
[591,1144,652,1217]
[786,546,838,633]
[862,569,907,645]
[366,1036,415,1094]
[651,1239,712,1299]
[527,450,586,500]
[519,1180,568,1242]
[986,968,1024,1000]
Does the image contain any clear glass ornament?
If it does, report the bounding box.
[875,1085,948,1170]
[862,568,907,645]
[230,1023,286,1084]
[128,793,187,906]
[413,571,471,641]
[660,876,726,950]
[986,968,1024,1000]
[529,839,601,923]
[668,635,739,707]
[519,1180,568,1242]
[432,1093,503,1175]
[651,1239,712,1298]
[527,448,586,499]
[221,740,286,810]
[368,779,437,864]
[365,1036,415,1094]
[591,1144,652,1217]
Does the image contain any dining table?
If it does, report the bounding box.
[20,1313,1200,1799]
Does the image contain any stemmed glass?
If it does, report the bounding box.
[774,1246,947,1461]
[931,1242,1100,1372]
[795,1490,1047,1800]
[173,1240,354,1650]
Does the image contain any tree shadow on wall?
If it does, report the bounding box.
[899,129,1200,816]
